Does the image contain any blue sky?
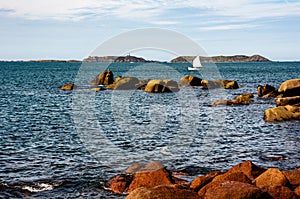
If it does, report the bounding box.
[0,0,300,61]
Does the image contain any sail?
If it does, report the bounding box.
[193,56,202,68]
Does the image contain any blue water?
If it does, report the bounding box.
[0,61,299,198]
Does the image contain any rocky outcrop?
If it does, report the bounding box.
[90,70,114,85]
[144,79,179,93]
[170,55,270,63]
[257,84,278,98]
[278,78,300,97]
[107,161,300,198]
[264,105,300,122]
[60,84,76,91]
[201,79,239,89]
[211,93,254,106]
[178,76,202,87]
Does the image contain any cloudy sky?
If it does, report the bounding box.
[0,0,299,61]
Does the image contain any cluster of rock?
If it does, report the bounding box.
[211,93,254,106]
[60,71,239,94]
[106,160,300,199]
[261,78,300,122]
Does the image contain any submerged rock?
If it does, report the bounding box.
[144,79,179,93]
[211,93,254,106]
[60,84,76,91]
[90,70,114,85]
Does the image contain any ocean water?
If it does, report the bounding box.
[0,61,299,198]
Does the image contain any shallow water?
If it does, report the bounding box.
[0,61,299,198]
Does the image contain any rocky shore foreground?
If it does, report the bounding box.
[105,160,300,199]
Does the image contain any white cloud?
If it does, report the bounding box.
[0,0,300,27]
[199,23,260,31]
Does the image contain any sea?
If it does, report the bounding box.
[0,61,299,198]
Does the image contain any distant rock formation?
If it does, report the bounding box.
[83,55,157,63]
[170,55,271,63]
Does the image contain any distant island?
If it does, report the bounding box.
[82,55,158,63]
[170,54,270,63]
[0,54,271,63]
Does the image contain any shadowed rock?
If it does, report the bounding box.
[190,170,222,192]
[179,76,202,87]
[144,79,179,93]
[278,78,300,97]
[262,186,297,199]
[90,70,114,85]
[257,84,278,98]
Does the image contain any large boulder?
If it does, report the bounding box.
[114,77,140,90]
[212,172,251,184]
[276,96,300,106]
[179,76,202,87]
[226,160,266,181]
[144,79,179,93]
[257,84,278,98]
[254,168,288,188]
[198,181,267,199]
[90,70,114,85]
[295,186,300,197]
[125,185,201,199]
[264,105,300,122]
[263,186,297,199]
[60,83,76,91]
[127,161,173,193]
[278,78,300,97]
[190,171,222,192]
[282,170,300,189]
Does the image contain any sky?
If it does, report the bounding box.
[0,0,300,61]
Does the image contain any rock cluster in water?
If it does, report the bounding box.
[59,70,300,122]
[262,78,300,122]
[106,160,300,199]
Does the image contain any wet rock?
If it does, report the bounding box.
[198,180,267,199]
[282,170,300,189]
[258,84,278,97]
[190,170,222,192]
[201,79,239,89]
[254,168,288,188]
[106,174,133,194]
[114,77,140,90]
[276,96,300,106]
[227,160,266,181]
[212,171,251,184]
[125,185,201,199]
[144,79,179,93]
[263,186,297,199]
[179,75,202,87]
[278,78,300,97]
[264,105,300,122]
[90,70,114,85]
[60,83,76,91]
[127,161,173,193]
[211,93,254,106]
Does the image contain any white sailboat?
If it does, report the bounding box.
[188,56,203,70]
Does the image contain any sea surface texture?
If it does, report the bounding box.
[0,61,299,198]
